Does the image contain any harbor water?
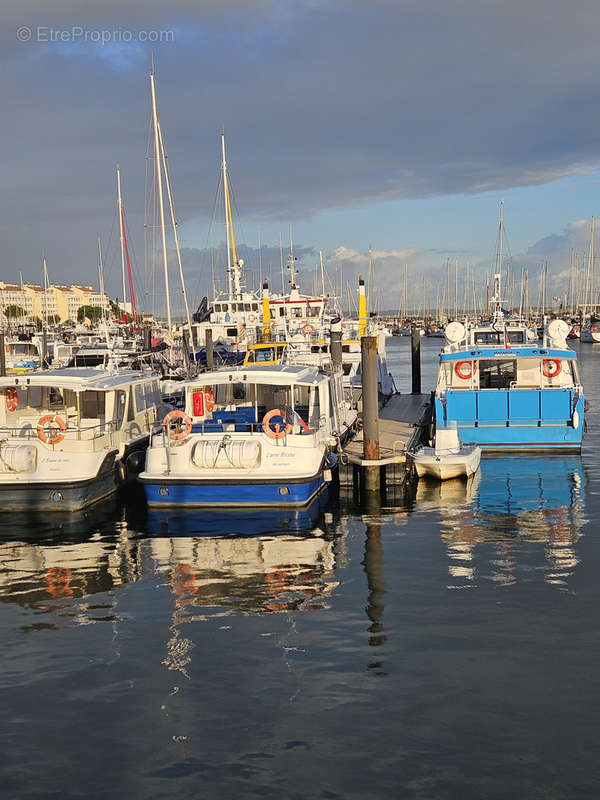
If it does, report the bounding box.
[2,337,600,798]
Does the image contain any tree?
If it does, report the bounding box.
[4,305,26,318]
[77,305,103,323]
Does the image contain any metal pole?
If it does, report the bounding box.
[330,318,342,371]
[143,327,152,352]
[361,335,380,492]
[205,328,214,370]
[411,323,421,394]
[0,332,5,377]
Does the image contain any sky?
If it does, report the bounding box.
[2,0,600,315]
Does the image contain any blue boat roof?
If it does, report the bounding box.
[439,347,576,362]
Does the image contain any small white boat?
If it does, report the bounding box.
[411,428,481,481]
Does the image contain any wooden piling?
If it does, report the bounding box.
[205,328,214,370]
[361,335,380,492]
[411,323,421,394]
[330,318,342,371]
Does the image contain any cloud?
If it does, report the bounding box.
[2,0,600,296]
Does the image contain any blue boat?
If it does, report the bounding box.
[434,274,584,452]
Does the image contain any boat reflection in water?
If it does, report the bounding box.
[416,456,586,590]
[0,498,139,616]
[0,489,340,627]
[138,489,339,618]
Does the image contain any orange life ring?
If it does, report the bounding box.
[542,358,561,378]
[163,410,193,441]
[37,414,66,445]
[302,323,315,337]
[5,387,18,412]
[455,360,477,380]
[204,388,215,412]
[262,408,292,439]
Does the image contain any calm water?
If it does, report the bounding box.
[2,338,600,799]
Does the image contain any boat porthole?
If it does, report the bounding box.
[51,491,64,503]
[279,486,290,496]
[159,487,169,497]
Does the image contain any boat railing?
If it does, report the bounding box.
[0,420,115,449]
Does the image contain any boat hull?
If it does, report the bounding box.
[0,469,118,512]
[140,472,327,508]
[434,392,584,452]
[412,447,481,480]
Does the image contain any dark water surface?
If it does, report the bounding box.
[2,338,600,799]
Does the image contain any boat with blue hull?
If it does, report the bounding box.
[139,364,355,508]
[434,275,584,452]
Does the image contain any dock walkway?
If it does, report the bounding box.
[340,392,431,487]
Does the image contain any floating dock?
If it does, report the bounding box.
[340,392,432,489]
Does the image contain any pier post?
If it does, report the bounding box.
[330,318,342,371]
[143,326,152,352]
[0,332,5,377]
[205,328,214,370]
[182,330,191,376]
[361,335,380,492]
[411,323,421,394]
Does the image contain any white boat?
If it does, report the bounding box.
[4,337,42,373]
[139,364,357,507]
[580,316,600,342]
[0,367,167,511]
[411,428,481,481]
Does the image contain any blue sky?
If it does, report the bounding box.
[1,0,600,312]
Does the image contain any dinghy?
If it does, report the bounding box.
[411,428,481,481]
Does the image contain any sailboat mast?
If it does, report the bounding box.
[221,134,234,299]
[97,238,106,322]
[42,256,49,329]
[157,118,193,345]
[497,199,504,294]
[149,68,172,330]
[116,164,127,309]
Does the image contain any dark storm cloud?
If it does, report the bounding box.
[1,0,599,292]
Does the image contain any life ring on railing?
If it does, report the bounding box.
[301,323,315,337]
[262,408,292,439]
[542,358,561,378]
[163,410,193,441]
[5,387,18,412]
[455,360,477,380]
[248,313,257,323]
[204,388,215,412]
[37,414,66,445]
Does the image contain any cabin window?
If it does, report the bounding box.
[342,364,352,376]
[221,304,228,312]
[226,327,237,337]
[80,391,105,419]
[244,303,251,311]
[474,331,501,344]
[478,359,516,389]
[292,307,303,318]
[279,307,285,317]
[232,383,246,400]
[134,384,146,412]
[114,390,126,429]
[127,391,135,421]
[256,348,274,362]
[214,304,221,312]
[507,330,525,344]
[49,388,64,407]
[251,303,259,311]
